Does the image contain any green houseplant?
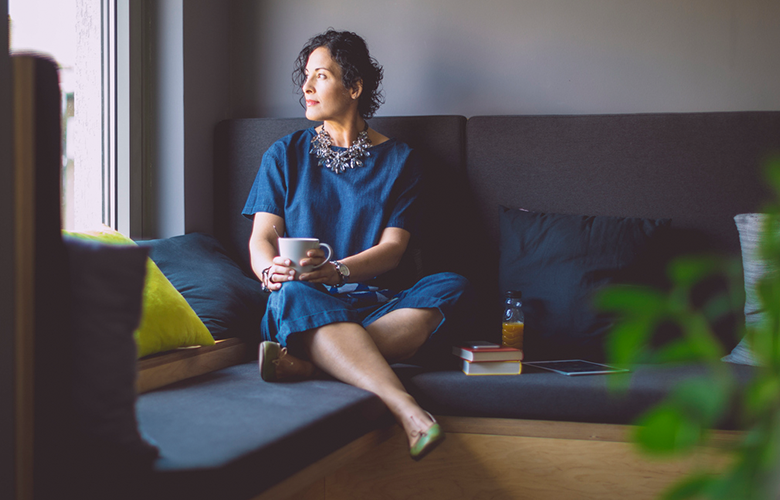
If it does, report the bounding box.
[597,157,780,500]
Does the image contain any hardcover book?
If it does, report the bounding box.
[452,345,524,362]
[461,359,522,375]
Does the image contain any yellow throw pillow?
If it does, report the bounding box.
[64,226,215,358]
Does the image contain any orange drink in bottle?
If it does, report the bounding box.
[502,291,524,350]
[502,321,524,350]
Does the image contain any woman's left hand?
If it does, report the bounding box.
[299,249,340,285]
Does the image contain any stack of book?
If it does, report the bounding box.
[452,344,523,375]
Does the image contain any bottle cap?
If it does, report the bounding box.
[506,290,522,298]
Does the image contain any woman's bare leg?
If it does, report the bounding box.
[272,307,442,376]
[297,322,437,447]
[365,307,443,363]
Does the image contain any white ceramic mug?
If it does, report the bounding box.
[277,237,334,275]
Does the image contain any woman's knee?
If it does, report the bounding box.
[415,272,472,301]
[268,280,324,305]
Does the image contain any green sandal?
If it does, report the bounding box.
[258,341,282,382]
[409,413,445,461]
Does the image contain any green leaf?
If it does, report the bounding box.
[634,403,701,455]
[606,319,654,366]
[756,278,780,315]
[712,453,764,500]
[653,320,723,363]
[595,285,667,315]
[702,293,737,323]
[668,256,723,290]
[654,339,706,364]
[744,376,780,419]
[670,376,731,428]
[662,473,716,500]
[677,314,725,360]
[762,156,780,198]
[744,325,769,366]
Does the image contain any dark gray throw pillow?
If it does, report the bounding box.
[65,236,159,476]
[498,206,671,362]
[137,232,268,343]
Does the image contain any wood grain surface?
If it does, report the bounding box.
[136,338,248,393]
[252,417,736,500]
[322,427,731,500]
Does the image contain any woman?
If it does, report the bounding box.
[243,29,470,460]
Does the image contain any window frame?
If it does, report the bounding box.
[115,0,147,238]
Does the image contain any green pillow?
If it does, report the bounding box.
[64,226,215,358]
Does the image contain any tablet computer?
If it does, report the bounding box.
[523,359,630,376]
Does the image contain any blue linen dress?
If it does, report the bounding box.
[242,127,470,357]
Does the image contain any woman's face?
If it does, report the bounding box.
[302,47,358,123]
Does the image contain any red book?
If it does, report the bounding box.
[452,345,524,362]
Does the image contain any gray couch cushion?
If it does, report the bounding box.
[466,112,780,256]
[397,363,756,428]
[136,363,389,499]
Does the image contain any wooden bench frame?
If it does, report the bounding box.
[137,338,249,394]
[138,342,739,500]
[269,418,738,500]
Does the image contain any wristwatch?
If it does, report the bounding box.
[332,261,350,287]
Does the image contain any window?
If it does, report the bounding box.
[9,0,112,231]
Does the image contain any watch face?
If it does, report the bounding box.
[338,262,350,277]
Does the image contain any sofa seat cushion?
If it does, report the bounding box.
[135,362,390,500]
[397,363,756,429]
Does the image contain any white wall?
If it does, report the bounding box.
[229,0,780,118]
[145,0,230,238]
[183,0,231,235]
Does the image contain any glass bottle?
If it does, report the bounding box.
[502,290,525,350]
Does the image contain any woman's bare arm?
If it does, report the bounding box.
[299,227,410,285]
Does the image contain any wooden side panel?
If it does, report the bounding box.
[251,426,400,500]
[323,429,731,500]
[13,55,36,500]
[245,417,735,500]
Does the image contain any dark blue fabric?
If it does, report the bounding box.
[64,236,159,497]
[242,128,422,260]
[137,233,268,344]
[498,207,671,361]
[263,272,471,354]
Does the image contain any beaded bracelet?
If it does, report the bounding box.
[260,266,271,293]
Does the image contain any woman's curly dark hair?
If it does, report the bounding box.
[293,29,384,119]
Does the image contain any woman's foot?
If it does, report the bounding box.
[397,404,445,460]
[258,341,318,382]
[408,411,444,460]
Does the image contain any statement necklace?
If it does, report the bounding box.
[310,124,372,174]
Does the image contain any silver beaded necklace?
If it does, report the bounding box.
[310,124,372,174]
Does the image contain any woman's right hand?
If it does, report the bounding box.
[264,256,297,292]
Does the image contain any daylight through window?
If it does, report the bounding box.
[9,0,107,230]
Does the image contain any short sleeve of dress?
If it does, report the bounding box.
[385,149,423,236]
[242,141,288,219]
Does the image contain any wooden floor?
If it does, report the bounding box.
[266,417,737,500]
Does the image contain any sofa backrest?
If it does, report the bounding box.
[214,115,477,284]
[214,112,780,325]
[467,112,780,257]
